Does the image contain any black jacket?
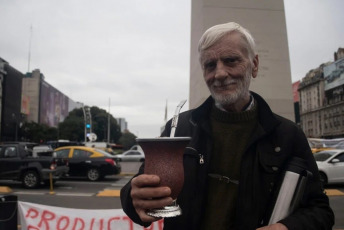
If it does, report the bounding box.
[121,92,334,230]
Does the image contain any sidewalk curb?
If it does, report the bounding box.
[119,172,136,176]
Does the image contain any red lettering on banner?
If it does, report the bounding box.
[38,209,56,230]
[100,218,104,229]
[107,217,120,229]
[25,208,39,219]
[90,218,95,229]
[57,215,70,230]
[72,217,85,230]
[28,225,40,230]
[144,224,154,230]
[157,219,164,230]
[122,216,134,230]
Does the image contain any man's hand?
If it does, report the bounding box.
[256,223,288,230]
[131,174,173,223]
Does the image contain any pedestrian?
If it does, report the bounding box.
[120,22,334,230]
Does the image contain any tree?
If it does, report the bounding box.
[58,115,84,141]
[20,121,58,143]
[58,106,122,143]
[118,130,137,150]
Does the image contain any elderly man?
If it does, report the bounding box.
[120,22,334,230]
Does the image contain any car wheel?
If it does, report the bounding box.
[22,171,40,188]
[319,172,328,187]
[87,168,101,181]
[140,158,145,162]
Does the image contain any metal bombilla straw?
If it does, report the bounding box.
[154,99,186,216]
[170,100,187,137]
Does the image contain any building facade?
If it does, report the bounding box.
[116,118,128,133]
[292,81,300,125]
[190,0,294,121]
[0,58,84,141]
[22,69,80,128]
[0,58,24,141]
[299,48,344,138]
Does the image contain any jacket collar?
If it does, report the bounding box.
[190,91,281,135]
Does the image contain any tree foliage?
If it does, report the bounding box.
[58,106,122,143]
[58,115,84,141]
[20,121,58,143]
[118,131,137,150]
[18,105,137,145]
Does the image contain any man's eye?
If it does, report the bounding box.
[204,62,216,70]
[223,57,237,64]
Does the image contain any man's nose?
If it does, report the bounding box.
[214,61,228,80]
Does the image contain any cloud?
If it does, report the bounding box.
[2,0,343,137]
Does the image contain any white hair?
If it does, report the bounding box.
[198,22,256,60]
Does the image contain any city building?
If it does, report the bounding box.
[0,58,83,141]
[298,48,344,138]
[292,81,300,125]
[22,69,81,127]
[298,64,328,137]
[190,0,294,121]
[116,118,128,133]
[0,58,24,141]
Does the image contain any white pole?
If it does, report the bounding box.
[107,98,111,144]
[27,25,33,72]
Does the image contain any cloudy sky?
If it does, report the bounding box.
[1,0,343,138]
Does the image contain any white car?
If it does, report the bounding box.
[314,149,344,186]
[115,150,145,162]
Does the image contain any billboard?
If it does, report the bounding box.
[39,81,69,127]
[324,59,344,91]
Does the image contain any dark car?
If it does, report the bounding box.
[0,143,69,188]
[54,146,121,181]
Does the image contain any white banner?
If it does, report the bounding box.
[18,201,164,230]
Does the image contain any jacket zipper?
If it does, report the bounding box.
[199,154,204,165]
[185,147,205,165]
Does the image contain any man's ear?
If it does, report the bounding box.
[252,55,259,78]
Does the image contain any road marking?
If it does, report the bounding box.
[13,191,43,195]
[97,189,120,197]
[55,192,94,197]
[0,186,12,193]
[57,186,73,189]
[111,183,127,187]
[325,189,344,196]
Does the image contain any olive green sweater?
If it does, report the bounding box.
[201,103,258,230]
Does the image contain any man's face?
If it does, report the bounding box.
[200,32,258,111]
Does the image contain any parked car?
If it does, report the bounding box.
[314,149,344,186]
[114,149,145,162]
[0,143,69,188]
[54,146,121,181]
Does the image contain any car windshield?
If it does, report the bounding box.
[314,151,337,162]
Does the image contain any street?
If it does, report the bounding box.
[1,162,344,229]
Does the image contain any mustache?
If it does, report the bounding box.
[212,79,237,87]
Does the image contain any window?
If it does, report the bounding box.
[4,147,17,158]
[335,153,344,162]
[55,149,70,158]
[126,151,140,156]
[73,149,92,158]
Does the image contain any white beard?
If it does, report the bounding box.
[209,67,252,107]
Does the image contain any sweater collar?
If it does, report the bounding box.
[190,91,280,135]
